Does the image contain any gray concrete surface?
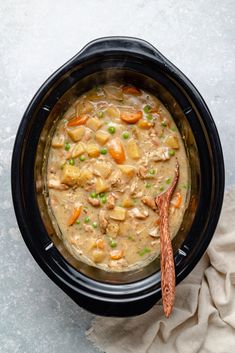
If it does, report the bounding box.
[0,0,234,352]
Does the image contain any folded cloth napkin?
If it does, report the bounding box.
[86,187,235,353]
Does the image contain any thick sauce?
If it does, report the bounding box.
[46,83,189,271]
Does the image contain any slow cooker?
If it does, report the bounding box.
[11,37,224,316]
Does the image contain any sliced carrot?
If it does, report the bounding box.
[67,206,82,226]
[67,115,89,127]
[108,137,126,164]
[137,119,153,130]
[120,111,142,124]
[172,192,182,208]
[96,239,105,250]
[122,86,141,95]
[110,249,124,260]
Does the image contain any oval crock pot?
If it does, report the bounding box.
[11,36,224,317]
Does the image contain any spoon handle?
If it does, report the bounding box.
[155,163,179,318]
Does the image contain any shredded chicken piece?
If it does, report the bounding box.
[149,227,160,238]
[110,169,123,188]
[153,123,164,138]
[84,183,95,191]
[109,259,128,269]
[84,129,93,141]
[149,128,161,146]
[138,166,148,179]
[129,178,143,198]
[141,196,157,210]
[48,179,68,190]
[84,225,94,233]
[99,210,108,234]
[87,197,100,207]
[129,207,149,219]
[137,166,155,179]
[106,193,117,210]
[130,179,138,194]
[148,147,170,161]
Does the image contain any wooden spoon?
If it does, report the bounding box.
[155,162,179,318]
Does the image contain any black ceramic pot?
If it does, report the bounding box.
[11,37,224,317]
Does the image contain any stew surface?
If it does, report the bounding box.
[46,83,189,271]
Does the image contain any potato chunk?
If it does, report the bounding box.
[95,130,110,145]
[96,178,110,193]
[105,106,120,118]
[67,126,85,142]
[51,134,65,148]
[126,139,141,159]
[79,167,93,185]
[71,142,86,158]
[109,206,126,221]
[92,249,105,263]
[164,135,179,149]
[93,161,112,179]
[61,165,80,186]
[86,143,100,158]
[86,117,102,131]
[119,165,136,178]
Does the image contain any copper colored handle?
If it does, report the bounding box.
[155,163,179,318]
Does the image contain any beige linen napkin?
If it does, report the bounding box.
[86,187,235,353]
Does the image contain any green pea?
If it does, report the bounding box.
[122,131,129,139]
[109,239,117,248]
[108,126,116,134]
[143,105,151,113]
[64,142,70,151]
[79,155,86,161]
[169,150,175,156]
[146,114,153,120]
[84,217,90,224]
[161,121,167,127]
[92,221,98,229]
[76,220,80,225]
[100,148,107,155]
[128,235,135,241]
[149,169,155,175]
[101,195,107,204]
[69,158,75,166]
[160,186,165,192]
[165,177,171,184]
[145,182,152,189]
[97,111,104,119]
[99,192,105,198]
[90,192,97,198]
[138,247,151,256]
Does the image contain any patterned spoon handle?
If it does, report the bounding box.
[155,162,179,318]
